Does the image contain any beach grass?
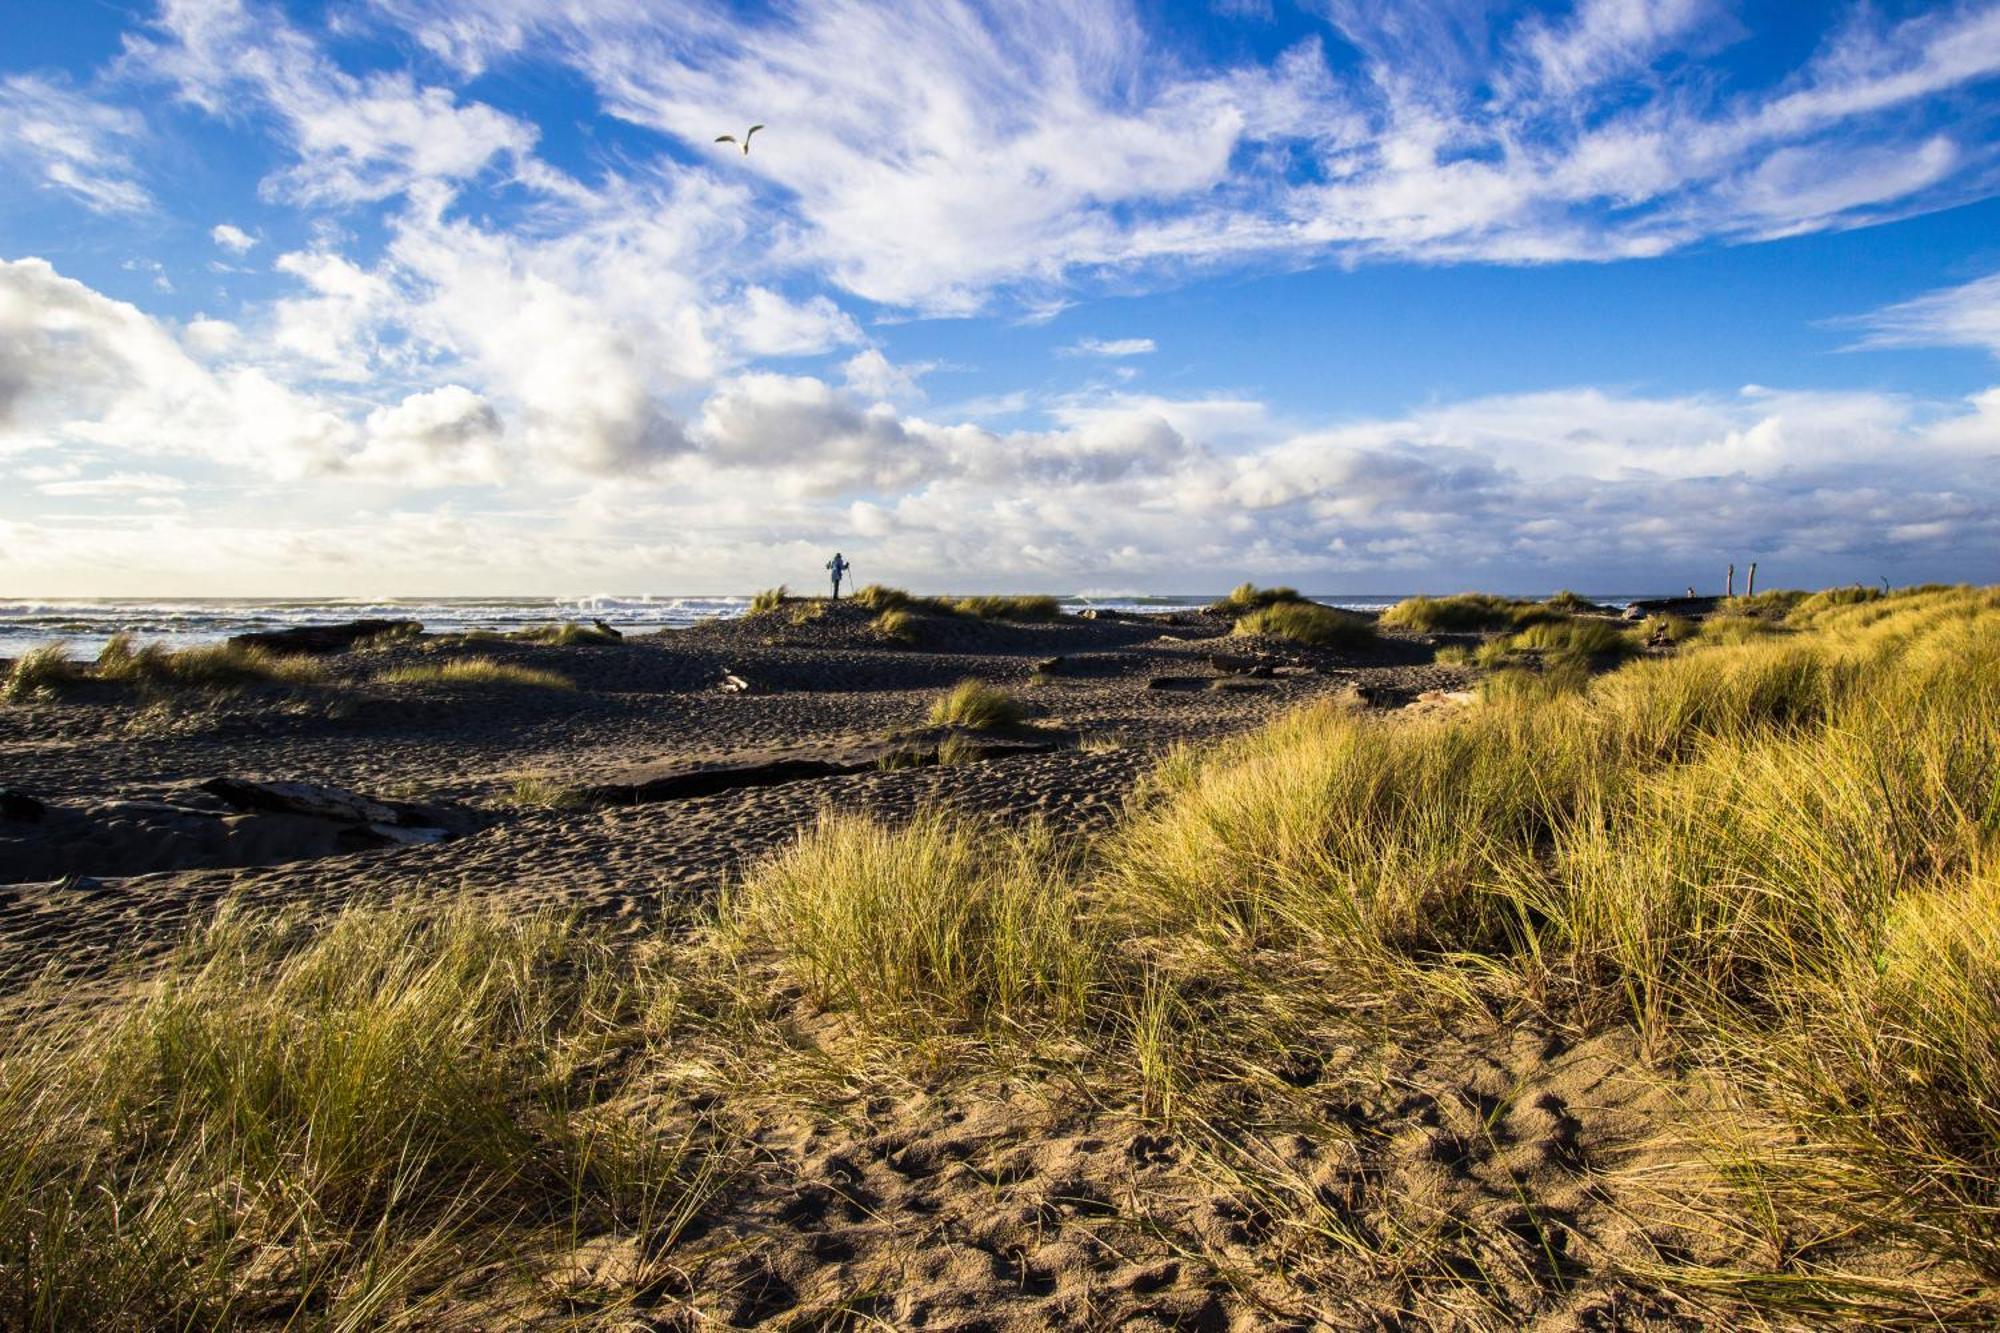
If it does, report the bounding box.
[1379,592,1545,632]
[0,901,733,1329]
[512,620,621,646]
[1208,582,1305,614]
[94,634,331,689]
[748,585,788,615]
[721,811,1095,1038]
[1231,600,1375,649]
[0,642,88,701]
[928,679,1025,729]
[851,585,1062,622]
[376,657,574,690]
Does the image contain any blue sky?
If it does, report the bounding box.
[2,0,1997,595]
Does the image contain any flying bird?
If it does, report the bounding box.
[714,124,764,154]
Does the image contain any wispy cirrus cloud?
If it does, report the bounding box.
[1060,337,1157,358]
[0,74,151,213]
[1847,269,2000,359]
[358,0,2000,313]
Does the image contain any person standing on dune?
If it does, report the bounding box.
[826,552,851,600]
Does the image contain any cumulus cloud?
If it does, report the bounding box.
[210,223,257,253]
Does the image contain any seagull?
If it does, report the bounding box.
[714,124,764,154]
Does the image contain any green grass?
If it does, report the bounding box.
[513,621,621,646]
[1209,583,1305,614]
[0,901,731,1329]
[1231,601,1375,649]
[376,657,574,690]
[0,643,86,701]
[1543,589,1600,613]
[927,679,1025,729]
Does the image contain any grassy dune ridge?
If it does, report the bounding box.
[4,584,1996,1324]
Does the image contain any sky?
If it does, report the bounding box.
[2,0,1998,597]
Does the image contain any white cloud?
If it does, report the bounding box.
[37,472,187,496]
[0,74,150,213]
[358,0,2000,312]
[841,348,934,402]
[134,0,539,206]
[211,223,258,253]
[1059,337,1157,358]
[1848,270,2000,359]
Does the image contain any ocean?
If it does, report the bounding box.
[0,593,1657,658]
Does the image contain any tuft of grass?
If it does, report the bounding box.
[1789,584,1883,618]
[873,608,922,645]
[852,583,913,612]
[1543,589,1601,613]
[749,585,788,615]
[1,642,86,701]
[377,657,574,690]
[928,679,1025,730]
[1433,644,1474,666]
[946,594,1062,621]
[0,900,732,1329]
[1506,616,1637,665]
[1640,613,1694,645]
[513,621,621,646]
[1232,601,1376,650]
[1723,588,1809,618]
[1379,593,1539,632]
[723,811,1096,1037]
[1209,583,1305,614]
[854,585,1060,622]
[507,772,589,810]
[94,633,329,689]
[1696,613,1787,645]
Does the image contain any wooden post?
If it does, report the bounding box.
[1726,563,1734,598]
[1746,562,1757,596]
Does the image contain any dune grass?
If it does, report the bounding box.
[1379,592,1544,632]
[1543,589,1601,613]
[376,657,574,690]
[513,621,621,646]
[0,642,87,702]
[722,811,1095,1038]
[94,633,331,689]
[1231,600,1376,649]
[852,584,1062,622]
[4,636,329,702]
[872,607,921,644]
[748,585,788,615]
[1208,582,1305,614]
[945,593,1062,621]
[928,679,1025,729]
[0,901,731,1330]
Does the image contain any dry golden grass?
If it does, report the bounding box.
[1231,600,1376,649]
[376,657,573,689]
[927,679,1025,729]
